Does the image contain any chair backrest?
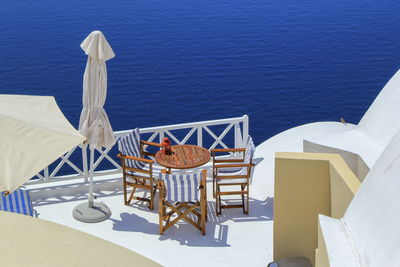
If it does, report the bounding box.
[0,189,34,216]
[217,135,255,174]
[238,135,256,176]
[118,128,146,169]
[244,135,256,164]
[159,172,202,202]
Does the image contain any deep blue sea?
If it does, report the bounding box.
[1,0,400,146]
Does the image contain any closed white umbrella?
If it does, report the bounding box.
[0,95,85,193]
[73,31,115,223]
[78,30,115,149]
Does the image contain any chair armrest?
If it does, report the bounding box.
[211,148,246,153]
[140,140,162,147]
[117,153,154,164]
[213,158,245,163]
[214,163,254,169]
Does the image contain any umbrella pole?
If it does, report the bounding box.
[72,145,111,223]
[88,147,95,208]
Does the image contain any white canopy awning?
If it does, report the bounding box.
[0,95,86,192]
[0,211,161,266]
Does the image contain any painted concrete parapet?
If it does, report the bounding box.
[304,140,369,182]
[273,152,360,266]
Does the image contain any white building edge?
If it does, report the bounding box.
[319,121,400,266]
[14,69,400,266]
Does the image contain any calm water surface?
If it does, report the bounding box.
[1,0,400,145]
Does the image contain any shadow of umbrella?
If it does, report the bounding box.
[110,212,159,235]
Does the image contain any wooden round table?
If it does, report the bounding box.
[155,145,211,173]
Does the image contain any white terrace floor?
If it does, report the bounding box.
[28,170,273,267]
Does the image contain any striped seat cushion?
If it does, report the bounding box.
[218,155,245,174]
[126,167,158,183]
[118,128,146,170]
[160,172,201,202]
[0,189,34,216]
[218,177,248,184]
[217,161,249,184]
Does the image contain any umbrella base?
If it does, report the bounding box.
[73,201,111,223]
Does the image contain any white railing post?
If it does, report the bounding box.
[197,126,202,147]
[234,123,241,148]
[242,114,249,146]
[44,167,49,181]
[82,143,89,183]
[159,131,164,143]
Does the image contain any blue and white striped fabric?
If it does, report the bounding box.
[244,135,255,164]
[0,189,34,216]
[118,128,146,170]
[239,135,256,175]
[160,172,201,202]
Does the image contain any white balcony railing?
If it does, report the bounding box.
[29,115,249,184]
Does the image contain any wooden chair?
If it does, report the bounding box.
[211,135,255,215]
[117,128,162,210]
[158,170,207,235]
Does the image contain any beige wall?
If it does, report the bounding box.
[328,159,360,218]
[273,152,360,266]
